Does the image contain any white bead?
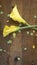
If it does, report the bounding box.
[30,32,33,36]
[7,40,12,44]
[0,48,3,51]
[17,57,21,61]
[26,31,29,34]
[24,48,27,51]
[34,15,37,18]
[33,30,35,33]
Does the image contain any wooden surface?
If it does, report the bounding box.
[0,0,37,65]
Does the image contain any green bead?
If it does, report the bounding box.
[0,11,3,14]
[7,40,12,44]
[0,48,3,52]
[18,30,21,33]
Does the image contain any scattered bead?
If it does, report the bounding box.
[32,45,35,49]
[3,50,6,52]
[6,20,9,22]
[17,57,21,61]
[0,11,3,14]
[7,40,12,44]
[24,48,27,51]
[26,31,29,34]
[36,34,37,36]
[18,30,21,33]
[7,14,10,17]
[30,32,33,36]
[0,48,3,52]
[33,30,35,33]
[34,15,37,18]
[13,33,16,38]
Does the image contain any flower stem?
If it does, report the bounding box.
[20,25,37,30]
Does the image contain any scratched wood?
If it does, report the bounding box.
[0,0,37,65]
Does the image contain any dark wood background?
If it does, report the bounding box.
[0,0,37,65]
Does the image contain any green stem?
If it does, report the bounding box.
[20,25,37,30]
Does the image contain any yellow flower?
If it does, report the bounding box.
[3,25,20,37]
[10,5,29,26]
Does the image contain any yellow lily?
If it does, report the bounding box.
[3,25,20,37]
[10,5,29,26]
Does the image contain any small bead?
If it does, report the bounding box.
[24,48,27,51]
[0,11,3,14]
[0,48,3,52]
[3,50,6,52]
[13,33,16,38]
[7,14,10,17]
[34,15,37,18]
[30,32,33,36]
[26,31,29,34]
[6,20,9,22]
[7,40,12,44]
[17,57,21,61]
[36,34,37,36]
[32,45,35,49]
[18,30,21,33]
[33,30,35,33]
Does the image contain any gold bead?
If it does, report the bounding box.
[32,45,35,49]
[33,30,35,33]
[36,34,37,36]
